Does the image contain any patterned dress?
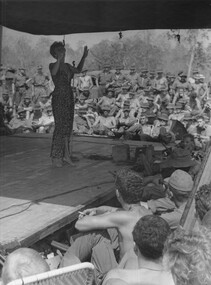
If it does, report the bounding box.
[50,64,74,159]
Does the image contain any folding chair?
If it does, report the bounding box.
[7,262,95,285]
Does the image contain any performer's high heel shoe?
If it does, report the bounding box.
[52,158,63,168]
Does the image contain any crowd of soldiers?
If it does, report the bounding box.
[0,63,211,147]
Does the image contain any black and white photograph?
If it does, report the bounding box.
[0,1,211,285]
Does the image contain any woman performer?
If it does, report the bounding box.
[49,41,88,167]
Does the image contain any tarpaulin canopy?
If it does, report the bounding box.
[0,0,211,35]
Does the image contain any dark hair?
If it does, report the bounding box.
[183,133,195,142]
[115,168,144,204]
[195,184,211,221]
[133,215,170,260]
[50,41,64,58]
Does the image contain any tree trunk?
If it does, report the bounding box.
[187,31,198,78]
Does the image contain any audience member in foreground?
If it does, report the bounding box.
[163,226,211,285]
[2,248,49,285]
[195,183,211,228]
[103,215,174,285]
[60,169,166,282]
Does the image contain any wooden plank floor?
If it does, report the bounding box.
[0,135,129,250]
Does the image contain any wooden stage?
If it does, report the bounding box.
[0,134,167,251]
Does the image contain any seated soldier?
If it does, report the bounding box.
[128,92,140,117]
[92,106,116,136]
[60,169,165,282]
[2,248,49,285]
[97,88,116,114]
[103,215,174,285]
[195,183,211,227]
[114,106,138,138]
[18,95,34,120]
[8,108,33,134]
[75,94,88,110]
[0,92,13,122]
[37,94,51,113]
[137,114,153,140]
[140,113,175,144]
[163,226,211,285]
[192,115,211,147]
[32,106,54,133]
[115,87,130,109]
[142,169,193,230]
[73,108,89,134]
[154,90,171,107]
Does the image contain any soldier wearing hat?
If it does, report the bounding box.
[0,91,13,122]
[31,65,50,104]
[4,67,16,99]
[92,105,116,136]
[8,105,33,134]
[138,68,149,90]
[78,68,93,95]
[18,94,34,120]
[97,63,115,97]
[97,87,116,114]
[154,70,168,94]
[172,72,191,105]
[147,71,156,91]
[13,67,30,107]
[112,66,127,96]
[33,105,54,134]
[126,64,140,92]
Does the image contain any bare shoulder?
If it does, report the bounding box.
[103,269,129,285]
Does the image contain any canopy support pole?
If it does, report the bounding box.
[0,25,2,65]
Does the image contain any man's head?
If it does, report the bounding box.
[123,108,130,117]
[197,116,205,128]
[46,107,53,116]
[115,66,122,74]
[115,169,144,204]
[130,64,136,74]
[166,170,193,203]
[122,87,128,94]
[103,64,110,73]
[180,73,187,83]
[139,115,147,125]
[182,134,195,152]
[157,113,168,126]
[23,96,31,106]
[40,95,48,104]
[106,88,114,98]
[2,92,9,101]
[195,184,211,222]
[133,215,170,260]
[18,109,27,120]
[19,68,26,75]
[2,248,49,285]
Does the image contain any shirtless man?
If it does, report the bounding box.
[60,169,153,282]
[103,215,174,285]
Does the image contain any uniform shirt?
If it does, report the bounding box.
[154,77,168,91]
[98,71,115,85]
[0,97,13,110]
[78,75,92,90]
[32,73,49,87]
[15,73,29,88]
[98,96,116,108]
[126,72,139,87]
[116,93,130,108]
[172,80,192,93]
[113,73,127,86]
[140,124,153,136]
[9,117,32,130]
[38,114,54,126]
[95,116,116,129]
